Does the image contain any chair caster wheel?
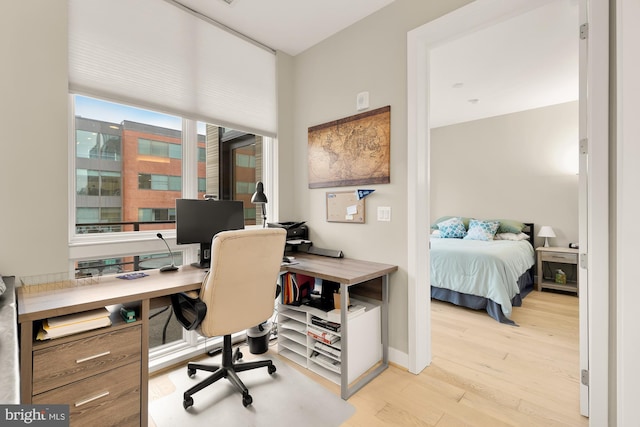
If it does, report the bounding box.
[187,368,196,378]
[183,395,194,410]
[233,348,243,362]
[268,365,276,375]
[242,394,253,407]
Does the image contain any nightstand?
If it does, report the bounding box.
[536,247,579,295]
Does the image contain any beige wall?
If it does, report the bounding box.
[430,101,579,248]
[0,1,69,277]
[285,0,472,356]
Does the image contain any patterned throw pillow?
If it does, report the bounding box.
[437,217,467,239]
[464,219,501,241]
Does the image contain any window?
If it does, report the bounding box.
[70,94,270,249]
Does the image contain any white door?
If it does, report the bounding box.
[578,0,609,421]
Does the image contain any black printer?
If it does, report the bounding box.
[268,221,308,240]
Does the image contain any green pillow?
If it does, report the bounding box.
[488,219,525,234]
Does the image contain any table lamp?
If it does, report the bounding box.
[538,226,556,247]
[251,181,268,228]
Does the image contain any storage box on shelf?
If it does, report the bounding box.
[277,298,381,386]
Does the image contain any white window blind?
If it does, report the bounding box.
[68,0,277,137]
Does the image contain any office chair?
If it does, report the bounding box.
[171,228,286,410]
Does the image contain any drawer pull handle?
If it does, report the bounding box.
[75,391,110,407]
[76,351,111,364]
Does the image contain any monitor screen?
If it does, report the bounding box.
[176,199,245,268]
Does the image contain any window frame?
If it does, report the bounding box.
[67,95,276,267]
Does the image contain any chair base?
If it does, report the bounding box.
[182,335,276,410]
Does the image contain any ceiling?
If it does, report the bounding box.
[173,0,578,127]
[430,0,579,127]
[175,0,395,56]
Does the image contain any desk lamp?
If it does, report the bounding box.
[251,181,268,228]
[538,226,556,247]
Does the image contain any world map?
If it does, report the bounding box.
[308,106,391,189]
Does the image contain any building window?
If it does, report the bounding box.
[139,208,176,222]
[138,138,182,159]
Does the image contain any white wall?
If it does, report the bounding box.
[430,101,579,248]
[0,1,69,278]
[288,0,472,355]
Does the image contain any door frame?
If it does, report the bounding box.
[406,0,608,421]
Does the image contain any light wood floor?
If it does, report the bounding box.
[150,290,587,426]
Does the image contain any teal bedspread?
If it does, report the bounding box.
[430,238,535,319]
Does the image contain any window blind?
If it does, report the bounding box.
[68,0,277,137]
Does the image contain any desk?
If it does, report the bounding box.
[17,255,396,424]
[17,267,205,427]
[281,253,397,399]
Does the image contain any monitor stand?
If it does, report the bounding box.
[191,243,211,269]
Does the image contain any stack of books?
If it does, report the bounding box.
[37,307,112,340]
[307,326,340,345]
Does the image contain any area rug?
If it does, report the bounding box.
[149,357,355,427]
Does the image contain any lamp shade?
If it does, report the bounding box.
[537,226,556,238]
[251,181,268,204]
[537,225,556,247]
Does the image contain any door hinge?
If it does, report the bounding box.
[580,138,588,155]
[580,23,589,40]
[581,369,589,386]
[580,253,588,269]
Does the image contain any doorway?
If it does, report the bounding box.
[407,0,609,422]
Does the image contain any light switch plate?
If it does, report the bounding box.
[377,206,391,222]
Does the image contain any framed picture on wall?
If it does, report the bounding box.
[307,105,390,189]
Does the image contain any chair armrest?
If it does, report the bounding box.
[170,292,207,331]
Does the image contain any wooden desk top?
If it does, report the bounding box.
[17,266,206,323]
[285,253,398,285]
[17,254,397,323]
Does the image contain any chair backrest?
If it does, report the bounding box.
[197,227,286,337]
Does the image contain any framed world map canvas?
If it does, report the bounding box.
[308,106,390,189]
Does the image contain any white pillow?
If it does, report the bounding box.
[494,232,529,241]
[431,229,441,238]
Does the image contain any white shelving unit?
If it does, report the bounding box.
[277,299,381,387]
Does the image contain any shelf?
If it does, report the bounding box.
[308,362,341,385]
[279,348,307,368]
[278,337,307,358]
[279,329,306,346]
[279,318,306,333]
[540,280,578,292]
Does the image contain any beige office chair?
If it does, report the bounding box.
[171,228,286,410]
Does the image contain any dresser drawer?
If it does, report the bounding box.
[540,251,578,264]
[33,325,141,395]
[33,361,141,427]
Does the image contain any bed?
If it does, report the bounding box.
[429,218,535,325]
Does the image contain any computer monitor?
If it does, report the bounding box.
[175,199,245,268]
